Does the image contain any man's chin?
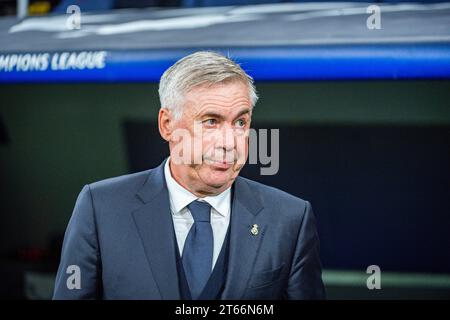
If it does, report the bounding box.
[201,169,235,189]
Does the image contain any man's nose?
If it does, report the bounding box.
[217,124,235,151]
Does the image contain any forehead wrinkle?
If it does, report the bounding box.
[183,83,252,119]
[195,100,251,120]
[197,93,250,106]
[196,95,251,111]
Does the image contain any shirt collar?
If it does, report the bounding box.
[164,157,231,217]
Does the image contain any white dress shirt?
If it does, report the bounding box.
[164,157,231,270]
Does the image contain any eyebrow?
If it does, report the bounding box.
[200,108,251,121]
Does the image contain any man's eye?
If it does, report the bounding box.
[204,119,217,126]
[236,119,246,127]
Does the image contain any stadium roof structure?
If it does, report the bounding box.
[0,2,450,83]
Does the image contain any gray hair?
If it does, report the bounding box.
[158,51,258,119]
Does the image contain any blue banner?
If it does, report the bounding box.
[1,44,450,83]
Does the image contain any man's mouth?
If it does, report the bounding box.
[204,158,234,169]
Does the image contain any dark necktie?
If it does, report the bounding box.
[182,200,213,299]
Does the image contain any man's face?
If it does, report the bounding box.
[166,80,252,196]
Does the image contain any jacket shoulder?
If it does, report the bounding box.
[237,176,309,213]
[87,168,153,197]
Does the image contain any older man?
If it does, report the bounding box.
[53,51,325,300]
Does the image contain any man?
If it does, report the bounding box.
[53,51,326,299]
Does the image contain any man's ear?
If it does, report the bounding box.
[158,108,174,142]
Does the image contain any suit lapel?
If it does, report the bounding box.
[221,177,266,299]
[131,160,181,299]
[130,161,266,300]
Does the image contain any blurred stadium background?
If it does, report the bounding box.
[0,0,449,299]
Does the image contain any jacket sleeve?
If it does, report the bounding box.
[284,201,326,299]
[53,184,102,299]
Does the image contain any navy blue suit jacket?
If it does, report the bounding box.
[53,160,326,299]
